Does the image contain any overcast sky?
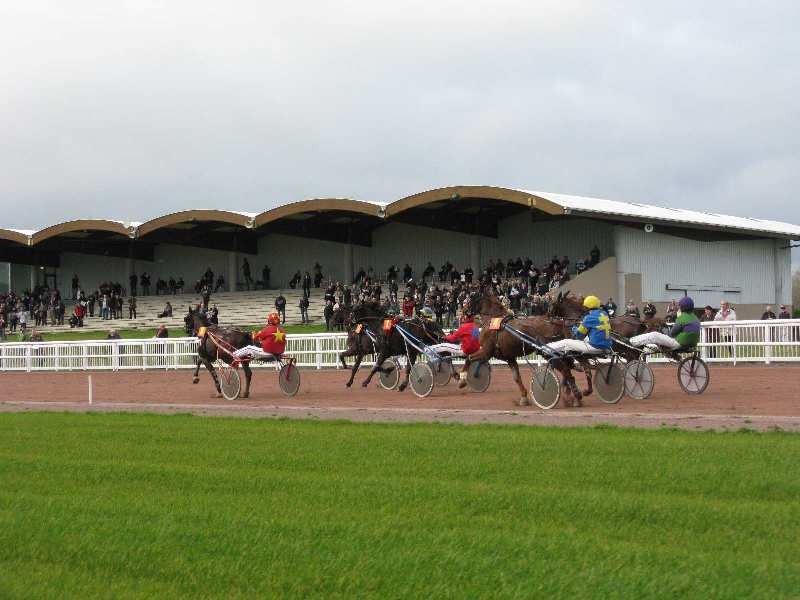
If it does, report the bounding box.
[1,1,798,258]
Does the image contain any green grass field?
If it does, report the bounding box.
[1,414,798,599]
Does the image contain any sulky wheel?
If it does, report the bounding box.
[431,357,453,387]
[378,358,401,391]
[218,365,242,401]
[530,365,561,410]
[409,362,434,398]
[593,362,625,404]
[278,362,301,397]
[677,355,710,395]
[465,361,491,393]
[624,360,655,400]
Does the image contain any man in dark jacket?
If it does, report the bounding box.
[761,305,777,320]
[299,295,309,323]
[275,292,287,324]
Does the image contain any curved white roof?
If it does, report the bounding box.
[1,186,798,244]
[527,189,800,238]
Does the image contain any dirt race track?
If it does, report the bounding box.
[1,365,799,431]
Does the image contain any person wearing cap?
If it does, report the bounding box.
[545,295,612,355]
[630,296,700,352]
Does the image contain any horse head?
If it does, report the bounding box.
[548,291,585,321]
[184,309,208,336]
[466,286,506,318]
[351,301,385,324]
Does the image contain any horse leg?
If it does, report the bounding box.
[398,353,414,392]
[560,360,582,408]
[362,350,388,387]
[202,359,222,398]
[346,353,363,387]
[580,360,593,398]
[192,358,202,384]
[508,358,529,406]
[241,363,252,399]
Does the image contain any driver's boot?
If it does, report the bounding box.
[458,371,468,389]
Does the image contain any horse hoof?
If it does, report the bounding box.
[240,393,249,399]
[361,382,369,388]
[515,398,530,407]
[346,382,352,388]
[192,377,199,384]
[213,393,222,399]
[398,383,407,392]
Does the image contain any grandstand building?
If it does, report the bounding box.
[1,186,797,319]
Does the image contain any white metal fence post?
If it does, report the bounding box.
[764,323,771,365]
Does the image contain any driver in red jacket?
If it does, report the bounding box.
[233,312,286,360]
[430,312,481,388]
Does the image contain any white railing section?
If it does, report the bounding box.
[0,320,798,372]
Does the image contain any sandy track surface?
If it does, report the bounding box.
[1,365,798,431]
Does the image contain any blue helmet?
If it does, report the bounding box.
[678,296,694,312]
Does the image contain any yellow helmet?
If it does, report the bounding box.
[583,295,601,310]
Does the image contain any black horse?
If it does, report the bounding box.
[184,309,255,398]
[355,302,444,391]
[338,303,380,387]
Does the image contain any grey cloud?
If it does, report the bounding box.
[0,1,798,259]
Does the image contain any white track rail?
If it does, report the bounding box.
[0,320,798,372]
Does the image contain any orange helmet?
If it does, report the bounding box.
[267,312,280,325]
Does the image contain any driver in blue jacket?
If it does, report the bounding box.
[545,295,613,355]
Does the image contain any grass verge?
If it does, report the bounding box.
[0,413,798,598]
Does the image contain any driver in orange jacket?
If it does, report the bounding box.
[232,312,286,360]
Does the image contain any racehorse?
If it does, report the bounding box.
[465,288,577,406]
[184,309,255,398]
[338,302,380,387]
[354,302,444,391]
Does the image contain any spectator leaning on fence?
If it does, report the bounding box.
[761,305,777,320]
[713,300,737,356]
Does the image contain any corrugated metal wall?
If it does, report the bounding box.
[482,217,615,268]
[257,234,346,286]
[354,223,473,279]
[614,226,781,305]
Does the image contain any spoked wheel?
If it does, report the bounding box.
[593,362,625,404]
[677,355,710,394]
[409,362,434,398]
[278,362,301,397]
[530,365,561,410]
[378,358,401,391]
[430,357,453,387]
[218,365,241,401]
[624,360,655,400]
[465,361,491,393]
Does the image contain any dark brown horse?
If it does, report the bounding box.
[184,309,255,398]
[338,302,380,387]
[466,288,577,406]
[356,303,444,392]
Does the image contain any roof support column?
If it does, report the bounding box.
[29,264,37,291]
[344,224,354,284]
[228,251,238,292]
[470,234,481,274]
